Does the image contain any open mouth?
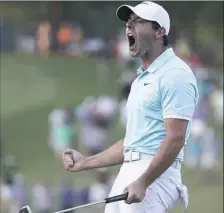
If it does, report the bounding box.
[128,35,136,48]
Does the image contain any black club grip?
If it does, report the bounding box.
[105,193,128,204]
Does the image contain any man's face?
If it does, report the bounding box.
[126,13,156,58]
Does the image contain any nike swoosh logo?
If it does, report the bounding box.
[144,83,151,86]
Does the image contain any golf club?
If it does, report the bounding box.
[19,193,128,213]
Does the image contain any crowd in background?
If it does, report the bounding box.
[1,56,223,212]
[1,155,114,213]
[0,2,223,213]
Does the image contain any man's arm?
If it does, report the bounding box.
[83,139,124,170]
[140,70,198,186]
[140,118,188,187]
[124,70,198,203]
[63,139,124,172]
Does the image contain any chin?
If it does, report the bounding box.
[130,53,137,58]
[129,49,139,58]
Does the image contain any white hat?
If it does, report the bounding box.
[116,1,170,35]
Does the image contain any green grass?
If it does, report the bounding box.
[0,53,223,213]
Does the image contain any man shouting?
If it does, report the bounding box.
[62,1,199,213]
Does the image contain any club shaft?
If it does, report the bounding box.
[51,200,105,213]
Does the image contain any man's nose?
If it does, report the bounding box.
[126,21,133,30]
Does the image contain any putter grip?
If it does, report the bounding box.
[105,193,128,204]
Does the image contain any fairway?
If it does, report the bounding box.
[0,54,223,213]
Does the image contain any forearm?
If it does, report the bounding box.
[83,139,124,170]
[141,136,184,187]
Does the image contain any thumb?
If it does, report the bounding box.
[123,186,131,204]
[123,186,129,194]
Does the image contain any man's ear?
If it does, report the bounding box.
[155,27,166,39]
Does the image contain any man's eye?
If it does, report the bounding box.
[136,19,144,23]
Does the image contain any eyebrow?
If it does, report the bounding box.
[127,15,141,22]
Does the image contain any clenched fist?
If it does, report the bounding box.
[62,148,86,172]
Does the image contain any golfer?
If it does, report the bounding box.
[62,1,199,213]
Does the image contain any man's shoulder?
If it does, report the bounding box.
[162,55,196,80]
[160,59,197,91]
[166,55,193,72]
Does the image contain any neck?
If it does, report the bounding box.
[141,46,167,70]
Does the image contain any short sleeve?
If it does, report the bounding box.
[161,69,199,121]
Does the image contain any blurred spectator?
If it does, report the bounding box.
[12,173,27,210]
[185,96,208,169]
[0,181,14,213]
[174,35,191,61]
[3,155,18,187]
[185,67,221,170]
[73,187,89,206]
[83,38,105,57]
[95,95,118,128]
[1,155,21,213]
[57,23,73,53]
[57,23,84,56]
[88,168,111,212]
[185,117,220,170]
[76,96,118,155]
[210,86,223,125]
[188,53,202,69]
[48,106,76,157]
[36,21,51,54]
[67,26,84,56]
[57,179,89,212]
[16,35,36,53]
[185,119,206,169]
[31,181,53,213]
[200,126,220,170]
[76,96,102,154]
[59,179,75,213]
[115,33,130,62]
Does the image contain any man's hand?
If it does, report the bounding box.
[61,139,124,172]
[123,177,147,204]
[62,148,86,172]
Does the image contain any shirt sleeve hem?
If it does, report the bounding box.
[163,114,192,121]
